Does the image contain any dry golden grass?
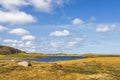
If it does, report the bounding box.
[0,57,120,80]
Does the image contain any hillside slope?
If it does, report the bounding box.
[0,45,22,54]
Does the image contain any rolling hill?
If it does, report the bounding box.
[0,45,23,54]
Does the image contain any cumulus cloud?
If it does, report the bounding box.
[50,41,64,48]
[50,38,83,48]
[0,0,70,26]
[29,0,68,13]
[72,18,84,25]
[25,41,32,46]
[29,0,53,13]
[9,28,30,36]
[0,0,69,13]
[0,10,35,25]
[3,39,36,52]
[50,30,70,37]
[0,25,8,32]
[49,37,84,51]
[0,0,28,11]
[2,36,84,53]
[3,39,23,44]
[22,35,36,41]
[96,24,116,32]
[67,37,84,47]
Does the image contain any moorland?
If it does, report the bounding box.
[0,45,120,80]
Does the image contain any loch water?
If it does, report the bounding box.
[34,56,83,62]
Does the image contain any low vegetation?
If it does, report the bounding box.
[0,52,47,58]
[0,57,120,80]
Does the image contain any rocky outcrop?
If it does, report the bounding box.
[0,45,22,54]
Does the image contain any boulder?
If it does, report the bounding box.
[18,61,32,67]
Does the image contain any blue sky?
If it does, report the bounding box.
[0,0,120,54]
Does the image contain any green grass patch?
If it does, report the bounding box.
[0,52,47,58]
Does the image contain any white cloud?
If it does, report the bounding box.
[2,36,84,53]
[2,39,36,52]
[0,25,8,32]
[3,39,23,44]
[50,41,64,48]
[0,0,69,13]
[25,41,35,48]
[96,24,116,32]
[9,28,30,36]
[0,0,28,11]
[29,0,53,13]
[28,0,69,13]
[3,39,13,43]
[67,37,83,47]
[49,37,84,51]
[22,35,36,40]
[25,41,32,46]
[50,30,70,37]
[72,18,84,25]
[0,10,35,25]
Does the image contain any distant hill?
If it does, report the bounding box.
[47,53,81,56]
[0,45,23,54]
[82,53,120,58]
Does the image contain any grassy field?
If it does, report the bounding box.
[0,57,120,80]
[0,53,47,58]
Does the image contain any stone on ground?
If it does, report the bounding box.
[18,61,32,67]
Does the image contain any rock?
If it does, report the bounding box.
[18,61,32,67]
[11,59,15,62]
